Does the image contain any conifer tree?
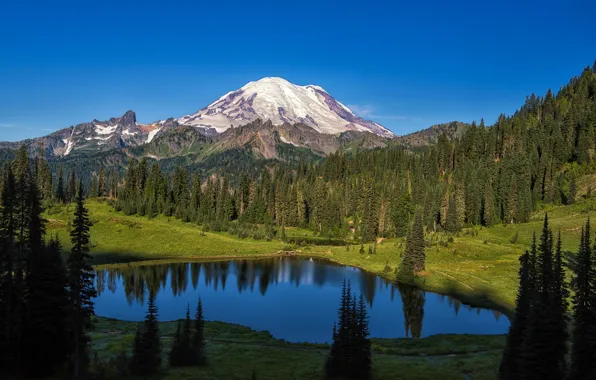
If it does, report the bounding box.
[551,231,569,377]
[445,195,459,233]
[326,280,371,379]
[67,181,97,378]
[67,168,76,203]
[520,214,562,380]
[56,165,65,202]
[131,291,162,376]
[194,297,206,364]
[499,251,532,380]
[570,218,596,379]
[400,209,425,279]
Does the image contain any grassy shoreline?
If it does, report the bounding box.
[91,316,505,379]
[46,198,596,317]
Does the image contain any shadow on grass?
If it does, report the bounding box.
[419,278,514,319]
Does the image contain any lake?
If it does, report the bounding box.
[94,257,509,343]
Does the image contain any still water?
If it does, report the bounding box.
[94,257,509,343]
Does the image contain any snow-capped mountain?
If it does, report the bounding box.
[177,77,394,138]
[0,111,174,157]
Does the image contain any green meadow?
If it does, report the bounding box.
[41,198,596,379]
[45,197,596,314]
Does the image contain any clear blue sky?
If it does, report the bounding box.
[1,0,595,141]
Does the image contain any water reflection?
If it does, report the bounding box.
[94,258,508,343]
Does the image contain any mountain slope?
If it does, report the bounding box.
[177,77,394,137]
[0,111,173,158]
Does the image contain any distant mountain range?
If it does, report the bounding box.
[0,77,466,165]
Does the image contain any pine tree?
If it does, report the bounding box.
[194,297,206,364]
[551,231,569,377]
[499,251,532,380]
[520,214,560,380]
[325,280,371,379]
[570,218,596,379]
[170,304,198,367]
[354,295,371,379]
[445,195,459,233]
[131,291,162,376]
[67,168,76,203]
[25,236,70,376]
[56,166,65,202]
[67,181,97,378]
[400,209,425,279]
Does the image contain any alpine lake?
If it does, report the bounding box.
[93,257,509,343]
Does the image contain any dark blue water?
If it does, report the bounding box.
[94,257,509,343]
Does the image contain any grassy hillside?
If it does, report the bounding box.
[90,317,505,380]
[45,197,596,314]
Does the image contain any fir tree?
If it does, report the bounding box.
[67,181,97,378]
[131,291,162,376]
[570,218,596,379]
[194,297,206,364]
[326,280,371,379]
[499,251,532,380]
[400,209,425,279]
[551,231,569,377]
[56,166,65,202]
[67,168,76,203]
[520,214,561,380]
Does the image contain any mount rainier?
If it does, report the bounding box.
[0,77,397,158]
[177,77,394,137]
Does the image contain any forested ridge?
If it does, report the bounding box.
[54,63,596,243]
[2,65,596,246]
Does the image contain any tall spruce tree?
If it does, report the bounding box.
[130,291,162,376]
[67,181,97,378]
[56,166,65,202]
[326,280,371,379]
[499,251,532,380]
[400,209,425,279]
[520,214,562,380]
[194,297,206,364]
[570,218,596,379]
[551,231,569,377]
[67,168,76,203]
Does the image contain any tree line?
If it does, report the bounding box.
[499,215,596,379]
[0,146,96,378]
[51,63,595,244]
[1,65,595,245]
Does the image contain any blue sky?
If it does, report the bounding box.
[0,0,594,141]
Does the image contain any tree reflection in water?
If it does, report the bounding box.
[95,257,504,337]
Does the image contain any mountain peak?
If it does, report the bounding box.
[177,78,394,137]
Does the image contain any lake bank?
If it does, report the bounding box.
[91,316,505,380]
[47,198,596,318]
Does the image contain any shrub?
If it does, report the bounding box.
[510,231,519,244]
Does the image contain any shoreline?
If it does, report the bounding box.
[92,249,514,318]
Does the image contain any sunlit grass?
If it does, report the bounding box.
[44,197,596,315]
